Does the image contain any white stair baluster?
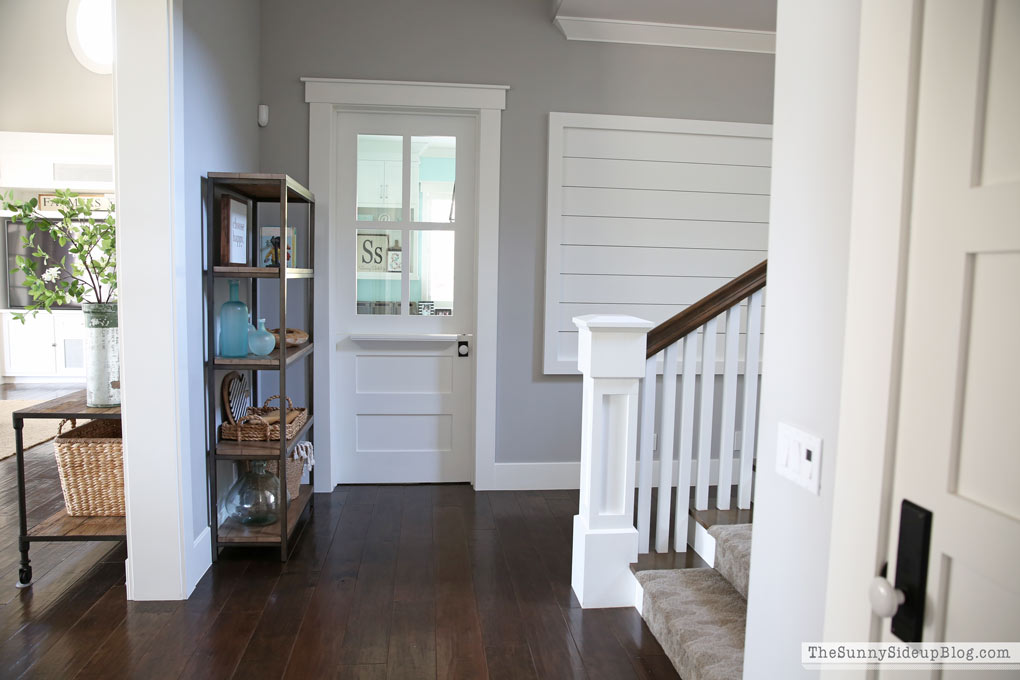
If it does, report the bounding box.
[717,305,741,510]
[636,355,657,554]
[654,342,680,553]
[675,332,698,551]
[695,318,718,510]
[738,290,764,509]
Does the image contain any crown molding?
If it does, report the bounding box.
[554,16,776,54]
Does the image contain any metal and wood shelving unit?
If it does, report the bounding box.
[204,173,316,561]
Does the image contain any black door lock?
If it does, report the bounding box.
[891,499,933,642]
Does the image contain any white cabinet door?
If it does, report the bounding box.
[382,160,402,206]
[356,159,385,207]
[53,313,86,376]
[2,313,57,376]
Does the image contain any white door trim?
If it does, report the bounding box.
[304,78,506,491]
[821,0,921,655]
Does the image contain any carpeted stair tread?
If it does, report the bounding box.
[708,523,752,599]
[636,568,746,680]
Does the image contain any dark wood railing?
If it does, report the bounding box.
[645,260,767,358]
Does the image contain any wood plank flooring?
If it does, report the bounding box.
[0,444,680,679]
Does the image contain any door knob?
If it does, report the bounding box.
[869,576,905,618]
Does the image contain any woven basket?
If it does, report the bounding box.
[54,419,124,517]
[266,457,304,501]
[220,395,307,442]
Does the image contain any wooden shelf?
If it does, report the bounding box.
[15,389,121,420]
[215,415,314,459]
[212,342,313,370]
[206,171,316,562]
[216,485,313,544]
[212,266,314,279]
[28,509,126,540]
[207,172,314,204]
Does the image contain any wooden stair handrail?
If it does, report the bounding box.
[646,260,767,358]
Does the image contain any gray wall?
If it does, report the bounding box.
[742,0,860,676]
[0,0,113,134]
[258,0,775,465]
[182,0,261,536]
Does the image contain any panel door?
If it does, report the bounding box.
[881,0,1020,666]
[336,111,477,483]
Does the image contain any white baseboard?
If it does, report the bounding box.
[489,458,744,491]
[2,376,86,384]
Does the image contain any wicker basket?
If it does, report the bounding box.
[266,457,305,501]
[54,419,125,517]
[220,395,307,442]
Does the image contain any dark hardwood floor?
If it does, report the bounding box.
[0,443,680,679]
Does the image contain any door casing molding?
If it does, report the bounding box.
[304,78,507,491]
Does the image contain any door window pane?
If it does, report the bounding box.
[356,229,402,315]
[357,135,402,222]
[410,230,454,316]
[411,136,455,223]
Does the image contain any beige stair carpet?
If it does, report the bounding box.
[637,568,746,680]
[708,523,752,599]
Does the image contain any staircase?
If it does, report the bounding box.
[636,523,752,680]
[570,261,766,680]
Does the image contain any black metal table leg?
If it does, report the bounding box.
[14,415,32,587]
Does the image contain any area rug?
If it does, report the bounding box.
[0,400,66,461]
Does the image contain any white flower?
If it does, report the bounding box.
[41,267,61,283]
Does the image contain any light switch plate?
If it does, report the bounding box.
[776,422,822,494]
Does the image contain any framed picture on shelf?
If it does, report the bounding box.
[357,232,388,273]
[259,226,297,267]
[219,196,248,266]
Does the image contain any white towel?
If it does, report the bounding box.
[292,441,315,471]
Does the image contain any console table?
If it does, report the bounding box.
[12,391,123,587]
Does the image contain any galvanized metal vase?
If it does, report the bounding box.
[82,302,120,407]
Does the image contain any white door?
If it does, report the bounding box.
[335,111,476,483]
[880,0,1020,661]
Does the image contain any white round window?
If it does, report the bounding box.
[66,0,113,75]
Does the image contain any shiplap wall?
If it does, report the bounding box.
[544,113,772,374]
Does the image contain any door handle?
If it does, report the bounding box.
[885,499,933,642]
[869,576,905,618]
[457,340,469,358]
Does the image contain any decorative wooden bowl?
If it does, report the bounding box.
[269,328,309,348]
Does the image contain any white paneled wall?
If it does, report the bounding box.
[544,113,772,374]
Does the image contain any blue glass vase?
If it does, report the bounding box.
[248,318,276,356]
[219,279,249,357]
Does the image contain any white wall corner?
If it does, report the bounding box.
[553,16,776,54]
[114,0,201,600]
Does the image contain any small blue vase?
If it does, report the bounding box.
[220,279,249,357]
[248,318,276,356]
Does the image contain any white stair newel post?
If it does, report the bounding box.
[571,314,653,609]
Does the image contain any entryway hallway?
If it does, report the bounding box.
[0,483,678,679]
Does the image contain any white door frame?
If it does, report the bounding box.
[822,0,921,655]
[304,78,507,491]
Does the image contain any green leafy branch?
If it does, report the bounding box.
[1,190,117,322]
